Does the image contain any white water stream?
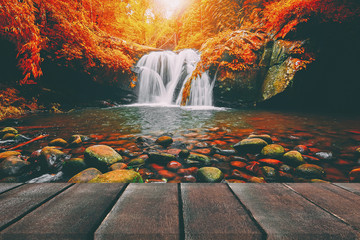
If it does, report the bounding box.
[135,49,215,106]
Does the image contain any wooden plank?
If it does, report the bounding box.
[0,183,71,231]
[229,183,359,239]
[334,183,360,195]
[287,183,360,231]
[0,183,22,194]
[181,183,263,240]
[0,183,125,240]
[95,183,179,240]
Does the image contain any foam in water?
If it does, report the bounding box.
[135,49,215,106]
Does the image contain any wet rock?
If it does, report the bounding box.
[148,152,176,164]
[62,158,87,176]
[245,161,261,174]
[84,145,123,171]
[69,135,83,147]
[0,151,21,163]
[303,155,321,164]
[295,164,325,179]
[181,175,196,183]
[258,159,283,168]
[177,167,198,176]
[278,171,294,182]
[40,146,68,172]
[49,138,68,147]
[231,169,253,180]
[155,136,173,147]
[294,145,309,154]
[261,144,285,158]
[249,177,266,183]
[158,170,177,179]
[226,179,246,183]
[0,127,18,138]
[68,168,102,183]
[27,172,64,183]
[194,148,211,155]
[128,158,145,168]
[2,133,16,140]
[248,134,273,144]
[349,168,360,182]
[260,166,277,182]
[282,150,305,167]
[179,149,190,159]
[89,169,143,183]
[167,161,182,171]
[0,156,29,177]
[197,167,224,183]
[230,161,247,169]
[310,179,329,183]
[233,138,268,154]
[110,163,128,171]
[211,146,236,156]
[186,153,211,165]
[279,164,293,173]
[314,152,333,161]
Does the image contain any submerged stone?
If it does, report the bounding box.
[89,169,143,183]
[197,167,224,183]
[128,158,145,168]
[295,164,325,179]
[110,163,128,171]
[148,152,177,164]
[233,138,268,154]
[260,166,277,182]
[68,168,102,183]
[179,149,190,159]
[187,153,211,165]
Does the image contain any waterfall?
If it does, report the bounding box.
[135,49,215,106]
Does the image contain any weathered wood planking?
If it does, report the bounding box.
[95,183,179,240]
[0,183,70,231]
[0,183,125,240]
[287,183,360,231]
[181,183,263,240]
[229,183,360,239]
[334,183,360,195]
[0,183,22,194]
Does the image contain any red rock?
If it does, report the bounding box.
[165,149,182,155]
[249,177,266,183]
[194,148,211,155]
[303,155,321,163]
[213,154,230,162]
[294,145,309,154]
[325,167,347,182]
[230,161,247,169]
[177,167,198,176]
[167,161,182,171]
[334,159,354,167]
[245,161,260,174]
[258,159,283,168]
[309,148,322,153]
[181,175,196,182]
[149,163,164,171]
[211,140,227,146]
[138,169,155,178]
[231,169,253,180]
[226,179,246,183]
[158,170,177,179]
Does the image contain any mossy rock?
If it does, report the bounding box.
[40,146,67,172]
[128,158,145,168]
[233,138,268,154]
[84,145,123,172]
[260,166,277,182]
[197,167,224,183]
[110,163,128,171]
[155,136,173,147]
[68,168,102,183]
[62,158,87,176]
[148,153,176,164]
[283,150,305,167]
[261,144,285,158]
[0,151,21,163]
[295,164,325,179]
[0,127,18,138]
[69,135,83,147]
[2,133,16,140]
[248,134,273,144]
[49,138,68,147]
[0,156,29,177]
[187,153,211,165]
[89,169,143,183]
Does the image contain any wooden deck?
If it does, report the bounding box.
[1,183,360,239]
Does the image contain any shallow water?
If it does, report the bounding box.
[2,105,360,182]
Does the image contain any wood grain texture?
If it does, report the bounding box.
[181,183,263,240]
[95,183,179,240]
[0,183,22,194]
[230,183,360,240]
[0,183,70,231]
[334,183,360,195]
[0,183,125,240]
[287,183,360,231]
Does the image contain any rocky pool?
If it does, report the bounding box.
[0,105,359,183]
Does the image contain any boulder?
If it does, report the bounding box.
[197,167,224,183]
[261,144,285,158]
[248,134,273,144]
[89,170,143,183]
[233,138,268,154]
[155,136,173,147]
[49,138,68,147]
[0,156,29,177]
[62,158,87,176]
[295,164,325,179]
[283,150,305,167]
[40,147,68,172]
[84,145,123,171]
[68,168,102,183]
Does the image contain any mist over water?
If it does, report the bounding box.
[135,49,215,106]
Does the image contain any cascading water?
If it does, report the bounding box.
[135,49,215,106]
